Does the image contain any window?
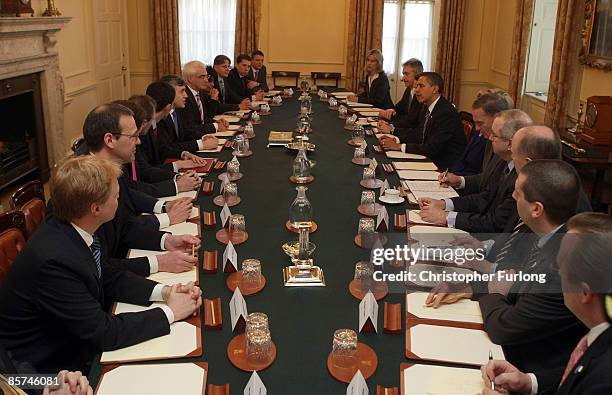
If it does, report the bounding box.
[524,0,559,100]
[382,0,434,101]
[178,0,237,66]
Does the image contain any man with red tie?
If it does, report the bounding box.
[247,50,269,93]
[481,212,612,394]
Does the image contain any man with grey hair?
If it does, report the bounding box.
[378,58,423,125]
[179,60,228,139]
[419,109,533,234]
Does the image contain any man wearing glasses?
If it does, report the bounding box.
[418,109,532,234]
[180,60,229,139]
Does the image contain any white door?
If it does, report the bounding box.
[94,0,130,102]
[525,0,558,95]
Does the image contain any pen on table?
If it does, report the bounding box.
[191,243,195,258]
[489,349,495,390]
[440,167,449,184]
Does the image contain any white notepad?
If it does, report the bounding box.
[399,171,440,180]
[213,130,238,137]
[127,249,165,259]
[100,321,198,363]
[347,102,372,107]
[407,210,432,225]
[402,364,484,395]
[386,152,428,160]
[410,225,469,247]
[359,111,380,117]
[391,161,437,170]
[96,363,207,395]
[148,267,198,286]
[331,92,355,97]
[157,190,197,203]
[404,181,459,200]
[406,292,484,324]
[409,324,504,365]
[197,145,222,153]
[165,222,199,236]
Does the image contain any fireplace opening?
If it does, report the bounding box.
[0,73,50,191]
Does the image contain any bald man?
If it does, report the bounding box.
[179,60,228,139]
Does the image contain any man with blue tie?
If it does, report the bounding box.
[0,156,202,374]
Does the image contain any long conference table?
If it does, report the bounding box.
[89,90,481,393]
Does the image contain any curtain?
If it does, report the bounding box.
[544,0,583,131]
[152,0,181,79]
[179,0,237,66]
[508,0,534,107]
[234,0,262,58]
[434,0,466,105]
[346,0,384,91]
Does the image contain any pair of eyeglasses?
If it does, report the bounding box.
[117,132,140,141]
[198,74,213,81]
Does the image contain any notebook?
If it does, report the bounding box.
[406,292,484,325]
[401,363,484,395]
[392,161,437,170]
[157,190,197,203]
[165,221,199,236]
[398,171,440,180]
[213,115,240,123]
[403,181,459,200]
[409,225,469,247]
[407,210,432,225]
[387,152,428,160]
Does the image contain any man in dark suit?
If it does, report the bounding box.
[380,72,467,172]
[419,109,533,233]
[248,50,269,92]
[428,160,587,374]
[378,58,423,128]
[481,212,612,395]
[441,92,511,188]
[158,75,218,154]
[141,82,211,169]
[82,103,199,277]
[179,60,230,139]
[209,55,251,110]
[0,156,202,374]
[228,54,265,104]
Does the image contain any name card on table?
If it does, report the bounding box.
[222,241,238,273]
[244,371,266,395]
[359,290,378,333]
[220,203,232,227]
[230,287,248,330]
[379,179,390,197]
[368,158,379,172]
[220,173,230,193]
[347,370,368,395]
[376,206,390,232]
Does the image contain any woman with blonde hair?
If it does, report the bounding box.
[348,49,394,109]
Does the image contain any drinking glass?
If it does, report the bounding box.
[354,261,375,292]
[331,329,358,369]
[223,182,238,201]
[360,191,375,206]
[241,259,262,288]
[245,312,269,334]
[246,328,273,363]
[362,168,375,181]
[353,147,365,159]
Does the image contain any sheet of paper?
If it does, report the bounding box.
[410,225,469,247]
[114,302,165,315]
[398,171,440,180]
[223,241,237,272]
[409,324,504,365]
[406,292,483,324]
[148,267,198,286]
[407,210,433,225]
[347,370,368,395]
[189,207,199,220]
[197,145,222,153]
[347,102,372,107]
[331,91,355,97]
[402,364,484,395]
[390,161,436,170]
[359,111,380,117]
[359,291,378,333]
[165,222,199,236]
[128,249,165,259]
[100,322,198,363]
[251,100,269,106]
[244,371,266,395]
[411,190,459,200]
[213,115,240,123]
[386,152,428,160]
[230,288,248,330]
[404,181,459,199]
[97,363,206,395]
[157,190,197,203]
[213,130,238,137]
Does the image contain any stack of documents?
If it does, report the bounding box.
[403,181,458,200]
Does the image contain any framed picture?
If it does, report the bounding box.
[579,0,612,71]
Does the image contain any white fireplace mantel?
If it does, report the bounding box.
[0,16,71,166]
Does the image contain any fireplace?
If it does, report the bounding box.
[0,72,50,190]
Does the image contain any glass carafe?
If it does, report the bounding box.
[289,186,313,228]
[292,147,311,180]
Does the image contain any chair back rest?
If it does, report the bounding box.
[10,180,46,238]
[0,211,27,287]
[311,72,341,88]
[459,111,475,141]
[271,71,300,88]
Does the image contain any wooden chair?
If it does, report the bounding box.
[10,180,46,239]
[271,71,300,88]
[459,111,475,141]
[311,72,341,88]
[0,210,27,287]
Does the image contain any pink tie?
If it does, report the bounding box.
[559,335,588,386]
[131,160,138,181]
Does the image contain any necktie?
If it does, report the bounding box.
[254,69,258,82]
[131,160,138,181]
[195,92,204,122]
[171,111,179,137]
[219,78,226,103]
[495,220,528,264]
[421,108,431,143]
[152,126,157,137]
[91,234,102,279]
[559,335,588,386]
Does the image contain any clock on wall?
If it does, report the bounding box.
[580,96,612,149]
[0,0,34,17]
